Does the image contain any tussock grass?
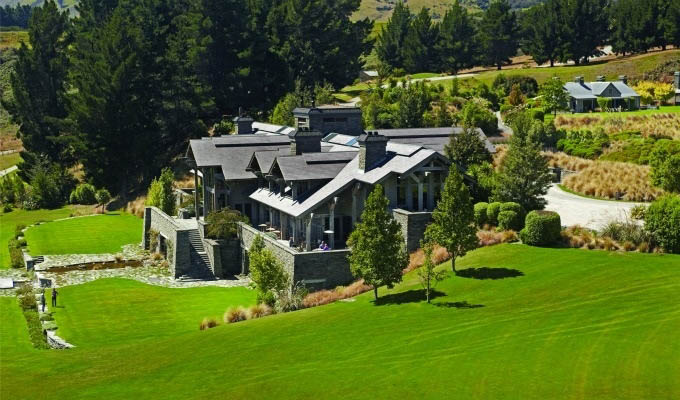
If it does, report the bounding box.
[555,112,680,140]
[125,196,147,218]
[224,307,247,324]
[199,318,218,331]
[302,280,373,308]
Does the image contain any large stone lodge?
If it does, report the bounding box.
[143,105,495,289]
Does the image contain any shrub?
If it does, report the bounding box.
[8,239,23,268]
[23,308,49,349]
[27,159,75,209]
[599,220,651,246]
[520,211,562,246]
[248,304,272,319]
[622,241,636,251]
[497,210,520,231]
[486,202,502,225]
[146,168,176,216]
[644,195,680,254]
[275,281,308,313]
[530,109,544,122]
[69,183,97,204]
[199,317,218,330]
[557,129,610,159]
[500,202,523,216]
[224,307,247,323]
[95,189,111,212]
[205,208,249,240]
[14,223,26,238]
[473,202,489,227]
[39,313,54,322]
[630,205,646,220]
[18,293,36,311]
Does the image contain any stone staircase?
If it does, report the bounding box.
[178,229,215,281]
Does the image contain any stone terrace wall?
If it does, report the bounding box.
[143,207,191,278]
[393,209,432,252]
[204,239,241,278]
[239,223,353,290]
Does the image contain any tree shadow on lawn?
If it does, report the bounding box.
[433,300,484,309]
[456,267,524,280]
[374,289,446,305]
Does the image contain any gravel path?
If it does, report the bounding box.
[543,184,642,230]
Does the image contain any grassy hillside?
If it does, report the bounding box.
[2,244,679,399]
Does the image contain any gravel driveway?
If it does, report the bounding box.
[543,184,642,230]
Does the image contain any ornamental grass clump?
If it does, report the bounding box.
[248,304,272,319]
[224,307,247,324]
[199,318,218,330]
[302,280,373,308]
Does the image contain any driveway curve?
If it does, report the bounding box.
[543,184,643,230]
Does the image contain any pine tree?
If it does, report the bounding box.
[375,1,411,70]
[479,0,519,70]
[402,7,438,73]
[444,126,492,169]
[6,0,73,178]
[561,0,608,64]
[661,0,680,48]
[348,184,408,301]
[520,0,563,67]
[493,112,553,211]
[266,0,372,91]
[424,164,477,273]
[435,0,478,75]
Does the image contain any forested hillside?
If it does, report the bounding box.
[0,0,547,20]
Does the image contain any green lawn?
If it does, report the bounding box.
[0,152,21,170]
[2,244,679,399]
[24,212,143,256]
[0,206,93,269]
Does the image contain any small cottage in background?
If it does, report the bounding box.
[359,70,379,82]
[563,75,640,112]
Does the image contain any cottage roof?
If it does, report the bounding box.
[564,81,639,99]
[271,151,356,181]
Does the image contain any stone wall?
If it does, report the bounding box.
[143,207,191,278]
[392,209,432,252]
[239,223,353,290]
[204,239,241,277]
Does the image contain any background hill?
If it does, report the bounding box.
[0,0,548,20]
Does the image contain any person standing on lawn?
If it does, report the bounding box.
[51,287,58,308]
[40,291,46,312]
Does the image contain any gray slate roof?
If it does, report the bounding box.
[564,81,639,99]
[250,143,445,218]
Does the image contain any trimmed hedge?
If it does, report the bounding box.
[487,202,502,225]
[644,195,680,254]
[498,210,521,231]
[520,210,562,246]
[474,202,489,227]
[8,239,23,269]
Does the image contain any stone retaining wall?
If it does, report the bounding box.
[393,209,432,252]
[239,223,353,290]
[143,207,191,278]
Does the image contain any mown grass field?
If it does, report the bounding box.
[2,244,678,399]
[24,212,142,256]
[0,206,93,268]
[0,152,21,170]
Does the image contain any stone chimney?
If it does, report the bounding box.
[618,75,628,84]
[596,76,605,82]
[288,127,322,155]
[675,72,680,90]
[233,108,254,135]
[358,131,388,172]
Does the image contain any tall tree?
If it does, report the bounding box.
[375,1,411,70]
[444,126,492,169]
[493,112,552,211]
[520,0,564,67]
[417,242,447,303]
[424,164,477,273]
[6,0,73,179]
[561,0,608,64]
[348,184,408,301]
[402,7,438,73]
[435,0,478,74]
[660,0,680,49]
[479,0,519,70]
[266,0,373,91]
